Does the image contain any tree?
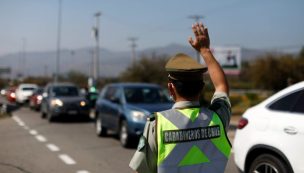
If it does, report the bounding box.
[249,53,303,91]
[65,70,88,88]
[119,55,169,86]
[298,46,304,60]
[23,76,52,86]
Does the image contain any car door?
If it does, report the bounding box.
[105,87,122,132]
[101,86,120,130]
[266,89,304,171]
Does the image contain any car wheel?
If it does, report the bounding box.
[119,120,132,148]
[95,113,107,137]
[47,111,55,122]
[248,154,290,173]
[41,111,46,119]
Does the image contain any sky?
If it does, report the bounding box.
[0,0,304,56]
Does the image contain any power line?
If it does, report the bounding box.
[188,15,204,23]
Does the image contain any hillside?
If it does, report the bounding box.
[0,44,284,78]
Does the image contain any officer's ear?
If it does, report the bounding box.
[167,82,174,95]
[167,82,176,102]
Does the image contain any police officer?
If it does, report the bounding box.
[129,22,231,173]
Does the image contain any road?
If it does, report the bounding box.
[0,105,239,173]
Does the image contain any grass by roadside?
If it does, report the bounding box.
[230,91,271,116]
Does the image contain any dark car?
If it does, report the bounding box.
[41,83,90,122]
[95,83,172,147]
[29,87,44,111]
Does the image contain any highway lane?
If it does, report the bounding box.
[0,106,238,173]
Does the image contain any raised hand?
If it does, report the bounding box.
[188,22,210,53]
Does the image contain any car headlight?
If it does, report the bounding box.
[37,95,43,101]
[131,111,146,121]
[10,93,16,98]
[51,99,63,107]
[80,101,86,107]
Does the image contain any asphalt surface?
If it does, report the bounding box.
[0,101,239,173]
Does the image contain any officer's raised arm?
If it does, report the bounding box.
[188,22,229,95]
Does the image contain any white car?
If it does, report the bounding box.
[234,81,304,173]
[15,84,38,104]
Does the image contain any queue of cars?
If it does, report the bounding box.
[1,82,172,148]
[2,82,91,121]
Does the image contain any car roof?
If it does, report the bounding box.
[260,81,304,107]
[106,82,161,88]
[18,83,38,88]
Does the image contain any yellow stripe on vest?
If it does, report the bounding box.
[209,113,231,158]
[157,112,178,165]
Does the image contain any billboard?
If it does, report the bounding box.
[0,67,11,74]
[207,46,241,75]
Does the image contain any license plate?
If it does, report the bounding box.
[68,110,77,115]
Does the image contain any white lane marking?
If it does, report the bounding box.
[12,116,26,127]
[77,170,90,173]
[29,130,38,135]
[12,116,20,122]
[12,115,88,170]
[46,144,60,152]
[18,122,25,126]
[59,154,76,165]
[36,135,47,142]
[23,126,29,130]
[13,116,22,122]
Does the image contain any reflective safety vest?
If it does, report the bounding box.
[156,108,231,173]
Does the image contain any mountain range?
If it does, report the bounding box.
[0,43,290,78]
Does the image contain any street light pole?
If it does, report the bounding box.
[22,38,27,78]
[93,12,101,81]
[55,0,62,83]
[188,15,204,63]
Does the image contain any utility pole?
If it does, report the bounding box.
[22,38,27,78]
[55,0,62,83]
[44,65,48,77]
[188,15,204,63]
[128,37,138,64]
[92,12,101,81]
[88,49,94,77]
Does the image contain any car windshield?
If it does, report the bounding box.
[22,87,36,91]
[124,87,170,104]
[52,86,79,97]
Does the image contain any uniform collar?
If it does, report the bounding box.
[172,101,200,109]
